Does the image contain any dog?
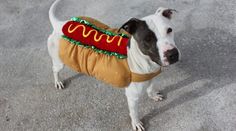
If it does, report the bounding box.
[47,0,180,130]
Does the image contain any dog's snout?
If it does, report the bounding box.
[165,48,179,64]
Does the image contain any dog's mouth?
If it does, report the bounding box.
[162,48,180,66]
[161,56,180,67]
[162,59,170,67]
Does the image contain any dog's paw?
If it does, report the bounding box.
[149,92,164,102]
[54,81,65,89]
[132,120,145,131]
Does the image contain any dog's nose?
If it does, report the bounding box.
[165,48,179,64]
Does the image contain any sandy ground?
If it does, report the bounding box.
[0,0,236,130]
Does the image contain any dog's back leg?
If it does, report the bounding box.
[47,33,64,89]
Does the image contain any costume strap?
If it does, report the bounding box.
[131,68,161,82]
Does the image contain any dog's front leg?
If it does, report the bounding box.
[146,82,164,102]
[126,83,145,131]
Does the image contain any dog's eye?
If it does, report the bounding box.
[167,28,172,34]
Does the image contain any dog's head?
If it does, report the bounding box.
[119,7,180,66]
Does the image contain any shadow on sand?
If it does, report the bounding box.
[63,74,83,88]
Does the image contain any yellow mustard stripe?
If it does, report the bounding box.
[68,24,123,46]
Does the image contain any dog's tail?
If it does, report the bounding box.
[49,0,64,31]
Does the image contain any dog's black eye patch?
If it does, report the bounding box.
[145,35,152,43]
[131,21,161,65]
[145,32,157,43]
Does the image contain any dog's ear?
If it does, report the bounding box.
[156,7,177,19]
[162,9,177,19]
[118,18,140,34]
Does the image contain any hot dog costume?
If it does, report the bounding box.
[59,16,161,88]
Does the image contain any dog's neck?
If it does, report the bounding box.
[127,37,161,74]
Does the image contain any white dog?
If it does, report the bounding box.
[47,0,180,130]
